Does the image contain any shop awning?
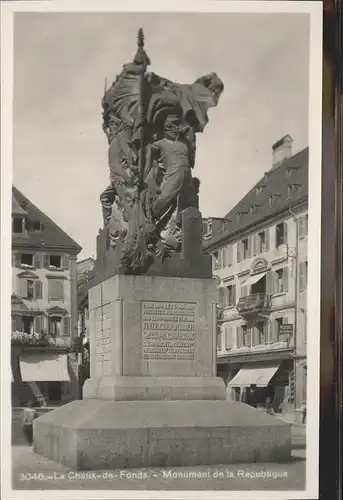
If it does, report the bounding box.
[19,353,70,382]
[228,364,280,387]
[243,272,267,288]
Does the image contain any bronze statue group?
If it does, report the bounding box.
[99,29,223,274]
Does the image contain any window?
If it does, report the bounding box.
[22,315,34,334]
[299,261,308,291]
[287,184,301,197]
[224,325,234,350]
[213,251,220,270]
[49,316,62,336]
[276,222,287,247]
[249,205,255,214]
[13,217,24,233]
[242,238,249,259]
[20,253,33,267]
[258,232,265,252]
[19,278,42,300]
[240,279,248,298]
[256,322,266,344]
[217,328,222,351]
[27,280,34,299]
[49,255,62,268]
[256,186,262,195]
[274,268,289,293]
[48,279,64,301]
[268,195,274,207]
[225,284,236,307]
[32,221,42,232]
[202,220,212,238]
[222,245,233,267]
[242,325,251,347]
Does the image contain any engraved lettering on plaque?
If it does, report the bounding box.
[142,301,196,360]
[94,303,112,376]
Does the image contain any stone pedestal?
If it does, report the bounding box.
[34,274,291,469]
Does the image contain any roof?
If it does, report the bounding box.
[204,147,308,250]
[12,193,28,215]
[12,186,82,253]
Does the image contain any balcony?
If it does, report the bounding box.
[11,331,70,348]
[237,293,271,317]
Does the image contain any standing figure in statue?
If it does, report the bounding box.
[150,114,197,222]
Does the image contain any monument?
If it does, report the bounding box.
[34,29,291,470]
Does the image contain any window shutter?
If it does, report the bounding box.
[227,245,232,266]
[236,242,241,263]
[217,328,222,351]
[266,271,274,295]
[225,287,230,307]
[251,326,257,346]
[299,263,305,291]
[18,278,27,298]
[283,222,288,245]
[48,280,54,301]
[43,255,50,268]
[57,280,64,300]
[63,316,71,336]
[224,326,233,350]
[34,280,42,299]
[253,234,258,255]
[15,316,22,332]
[219,248,225,267]
[34,254,41,268]
[34,316,42,333]
[248,236,253,258]
[236,326,241,347]
[298,217,304,238]
[222,248,227,267]
[265,228,270,251]
[232,284,236,306]
[246,328,251,347]
[283,267,289,292]
[271,320,278,343]
[15,253,21,267]
[218,287,225,306]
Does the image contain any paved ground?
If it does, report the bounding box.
[11,426,306,491]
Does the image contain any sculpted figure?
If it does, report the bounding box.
[99,29,223,273]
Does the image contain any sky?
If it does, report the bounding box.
[13,11,310,259]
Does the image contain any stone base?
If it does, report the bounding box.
[33,399,291,470]
[83,376,226,401]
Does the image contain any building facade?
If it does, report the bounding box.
[11,186,82,406]
[203,136,308,417]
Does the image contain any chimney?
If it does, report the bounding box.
[272,135,293,169]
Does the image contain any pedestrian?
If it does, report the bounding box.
[247,384,258,408]
[266,396,273,414]
[300,401,307,424]
[22,401,38,446]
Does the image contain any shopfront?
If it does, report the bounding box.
[224,359,293,411]
[12,351,72,406]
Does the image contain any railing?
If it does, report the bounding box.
[236,293,271,315]
[11,331,70,347]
